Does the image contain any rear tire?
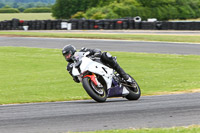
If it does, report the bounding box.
[82,77,107,102]
[125,76,141,100]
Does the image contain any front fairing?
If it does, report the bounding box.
[72,56,114,89]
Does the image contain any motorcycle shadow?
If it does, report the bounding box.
[71,98,131,104]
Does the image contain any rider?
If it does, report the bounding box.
[62,44,135,87]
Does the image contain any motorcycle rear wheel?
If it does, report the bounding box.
[125,76,141,100]
[82,77,107,102]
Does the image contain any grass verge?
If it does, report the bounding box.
[73,125,200,133]
[0,13,54,21]
[0,47,200,104]
[1,31,200,43]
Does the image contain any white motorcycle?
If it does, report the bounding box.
[71,52,141,102]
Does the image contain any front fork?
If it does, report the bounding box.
[83,73,102,87]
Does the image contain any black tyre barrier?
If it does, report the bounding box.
[141,22,156,30]
[135,22,142,29]
[95,20,104,29]
[1,18,200,30]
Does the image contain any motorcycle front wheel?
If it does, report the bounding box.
[82,77,107,102]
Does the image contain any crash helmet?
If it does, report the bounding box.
[62,44,76,62]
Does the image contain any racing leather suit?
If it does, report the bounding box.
[66,47,130,83]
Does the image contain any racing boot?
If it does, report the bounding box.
[114,65,138,92]
[101,52,137,92]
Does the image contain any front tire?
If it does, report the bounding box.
[125,76,141,100]
[82,77,107,102]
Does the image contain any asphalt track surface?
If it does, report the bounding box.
[0,36,200,133]
[0,94,200,133]
[0,36,200,55]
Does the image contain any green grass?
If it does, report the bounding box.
[0,13,54,21]
[0,47,88,104]
[1,31,200,43]
[0,47,200,104]
[74,126,200,133]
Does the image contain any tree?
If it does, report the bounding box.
[51,0,200,20]
[177,5,196,19]
[85,6,118,19]
[51,0,116,19]
[97,0,116,7]
[52,0,76,19]
[166,5,179,19]
[71,11,86,19]
[137,0,175,7]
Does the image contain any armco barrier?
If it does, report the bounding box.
[1,18,200,30]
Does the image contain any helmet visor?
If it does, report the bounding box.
[64,51,72,61]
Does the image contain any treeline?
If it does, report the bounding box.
[52,0,115,19]
[0,6,51,13]
[52,0,200,20]
[0,0,55,12]
[0,0,55,3]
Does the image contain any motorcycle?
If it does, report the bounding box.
[71,51,141,102]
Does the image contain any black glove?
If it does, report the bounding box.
[84,51,92,57]
[73,76,80,83]
[80,47,88,52]
[67,63,80,83]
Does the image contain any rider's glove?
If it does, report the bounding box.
[84,51,91,57]
[80,47,88,52]
[73,76,80,83]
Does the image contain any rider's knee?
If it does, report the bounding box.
[101,52,117,67]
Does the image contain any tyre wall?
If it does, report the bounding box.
[1,18,200,30]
